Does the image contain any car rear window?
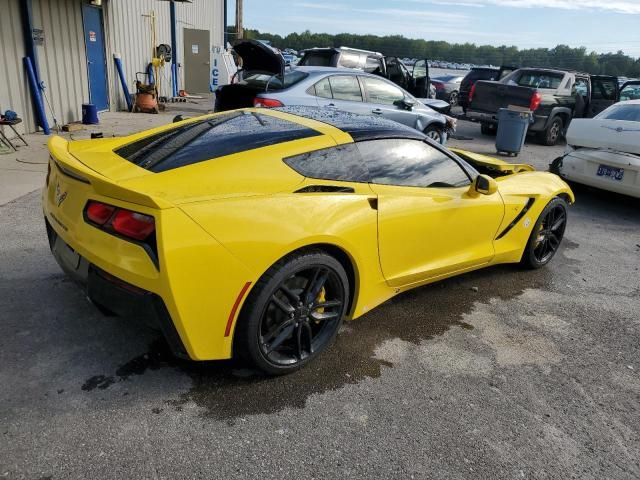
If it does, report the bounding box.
[300,52,335,67]
[466,70,498,82]
[241,70,309,90]
[596,104,640,122]
[510,71,564,89]
[114,112,321,173]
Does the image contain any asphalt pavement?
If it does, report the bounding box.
[1,120,639,479]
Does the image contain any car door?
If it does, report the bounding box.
[620,81,640,101]
[313,75,371,116]
[409,59,430,98]
[358,138,505,287]
[589,76,619,116]
[359,76,417,128]
[385,56,410,90]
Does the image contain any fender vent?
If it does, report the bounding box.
[496,197,535,240]
[294,185,355,193]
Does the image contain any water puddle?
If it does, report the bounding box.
[81,245,578,419]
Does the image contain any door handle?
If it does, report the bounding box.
[372,108,383,115]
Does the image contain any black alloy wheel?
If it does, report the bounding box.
[236,251,349,375]
[521,197,568,269]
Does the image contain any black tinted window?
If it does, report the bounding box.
[115,112,321,173]
[592,78,618,100]
[329,76,363,102]
[300,52,334,67]
[284,144,369,182]
[357,139,470,188]
[242,71,308,90]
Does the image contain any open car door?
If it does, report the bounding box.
[589,75,618,116]
[620,80,640,101]
[385,56,412,91]
[410,59,430,98]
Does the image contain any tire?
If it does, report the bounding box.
[449,91,459,106]
[520,197,568,269]
[424,124,444,144]
[539,116,563,146]
[480,122,496,136]
[234,250,349,375]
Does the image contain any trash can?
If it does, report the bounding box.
[82,103,99,125]
[495,108,532,157]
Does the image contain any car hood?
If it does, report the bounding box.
[450,148,535,177]
[234,40,285,77]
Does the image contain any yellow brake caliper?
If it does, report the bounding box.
[314,287,326,323]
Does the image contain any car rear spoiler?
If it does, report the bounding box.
[48,136,173,210]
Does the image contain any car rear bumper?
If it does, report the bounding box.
[45,217,189,358]
[467,110,547,132]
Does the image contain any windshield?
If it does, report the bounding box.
[503,70,564,89]
[595,103,640,122]
[241,70,309,90]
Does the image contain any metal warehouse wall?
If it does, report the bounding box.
[105,0,224,111]
[0,0,88,133]
[0,0,33,134]
[32,0,90,129]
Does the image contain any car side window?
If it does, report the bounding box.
[283,144,369,182]
[574,78,589,97]
[592,78,617,100]
[314,77,333,99]
[362,77,405,105]
[357,139,471,188]
[329,76,363,102]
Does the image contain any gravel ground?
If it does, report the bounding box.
[0,127,639,479]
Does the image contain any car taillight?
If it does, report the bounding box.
[433,82,444,91]
[86,201,116,225]
[529,92,542,111]
[469,83,476,102]
[85,200,155,241]
[253,97,284,108]
[112,210,155,240]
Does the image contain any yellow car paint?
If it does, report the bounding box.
[43,108,574,362]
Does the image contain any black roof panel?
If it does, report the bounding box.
[274,106,426,142]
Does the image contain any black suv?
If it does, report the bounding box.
[458,66,517,113]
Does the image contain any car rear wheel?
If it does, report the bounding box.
[424,124,444,144]
[235,250,349,375]
[520,197,568,269]
[540,117,563,146]
[480,122,496,136]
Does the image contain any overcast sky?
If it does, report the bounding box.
[241,0,640,57]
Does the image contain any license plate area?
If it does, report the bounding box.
[596,164,624,181]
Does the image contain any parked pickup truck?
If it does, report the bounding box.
[467,68,622,145]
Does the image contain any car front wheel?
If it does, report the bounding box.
[521,197,568,269]
[424,124,444,144]
[235,250,349,375]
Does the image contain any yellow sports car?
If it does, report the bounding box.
[43,107,574,374]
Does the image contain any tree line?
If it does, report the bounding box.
[241,29,640,77]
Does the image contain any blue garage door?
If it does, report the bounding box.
[82,4,109,111]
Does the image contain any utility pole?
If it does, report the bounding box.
[235,0,243,40]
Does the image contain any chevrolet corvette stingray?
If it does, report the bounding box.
[43,107,574,374]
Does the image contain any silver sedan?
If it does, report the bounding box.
[215,67,450,144]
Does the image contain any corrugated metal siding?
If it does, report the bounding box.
[106,0,223,110]
[0,0,33,134]
[32,0,89,129]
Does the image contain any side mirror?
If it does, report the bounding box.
[400,98,416,110]
[473,174,498,195]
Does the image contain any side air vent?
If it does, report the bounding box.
[496,197,535,240]
[294,185,355,193]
